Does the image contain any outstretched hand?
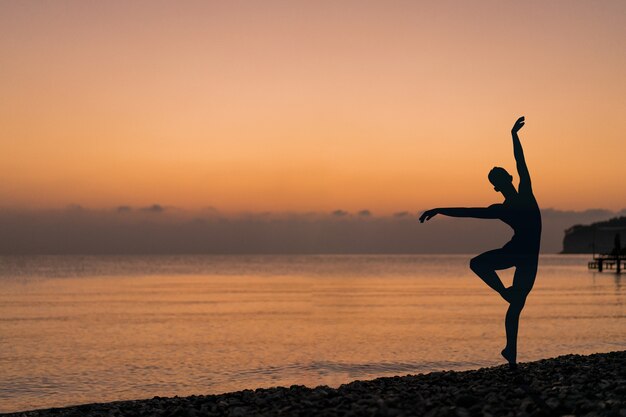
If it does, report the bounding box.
[511,116,525,134]
[419,209,439,223]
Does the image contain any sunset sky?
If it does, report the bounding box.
[1,1,625,214]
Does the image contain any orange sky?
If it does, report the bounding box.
[1,1,625,213]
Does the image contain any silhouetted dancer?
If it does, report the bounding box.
[419,116,541,370]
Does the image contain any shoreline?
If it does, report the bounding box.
[6,350,626,417]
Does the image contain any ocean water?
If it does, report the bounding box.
[0,254,624,413]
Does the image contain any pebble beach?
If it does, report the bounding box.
[6,350,626,417]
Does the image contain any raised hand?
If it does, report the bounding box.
[511,116,525,134]
[419,209,439,223]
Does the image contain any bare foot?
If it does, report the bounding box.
[501,347,517,370]
[500,287,515,303]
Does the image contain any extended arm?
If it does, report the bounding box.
[419,206,502,223]
[511,116,531,191]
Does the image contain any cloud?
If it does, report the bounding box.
[141,204,165,213]
[394,211,410,218]
[202,206,220,215]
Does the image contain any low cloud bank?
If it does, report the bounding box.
[0,207,623,254]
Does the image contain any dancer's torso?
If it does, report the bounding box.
[491,191,542,255]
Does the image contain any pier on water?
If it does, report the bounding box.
[588,255,625,273]
[587,231,624,273]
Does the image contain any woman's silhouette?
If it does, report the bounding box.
[420,116,541,369]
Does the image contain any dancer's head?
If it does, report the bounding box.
[488,167,513,193]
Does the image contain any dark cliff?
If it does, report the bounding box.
[562,216,626,254]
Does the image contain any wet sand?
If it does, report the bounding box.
[6,350,626,417]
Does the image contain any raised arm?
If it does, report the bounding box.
[511,116,532,192]
[419,205,502,223]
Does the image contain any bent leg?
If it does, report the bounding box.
[502,259,538,368]
[469,248,516,301]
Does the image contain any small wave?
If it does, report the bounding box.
[228,359,489,382]
[0,316,72,322]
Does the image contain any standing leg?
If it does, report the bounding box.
[502,260,537,369]
[502,294,526,369]
[470,249,515,302]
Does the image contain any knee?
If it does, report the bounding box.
[512,299,526,309]
[470,256,483,273]
[509,292,527,309]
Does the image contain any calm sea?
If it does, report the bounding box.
[1,255,624,413]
